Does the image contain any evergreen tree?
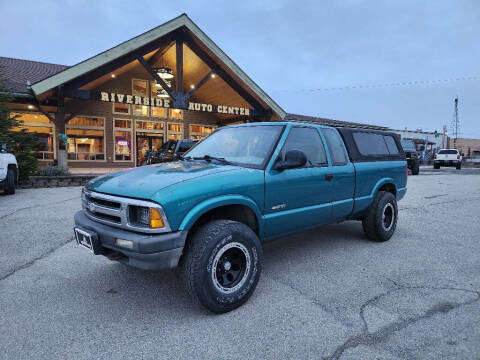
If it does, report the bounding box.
[0,79,40,180]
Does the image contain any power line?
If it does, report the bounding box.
[268,75,480,93]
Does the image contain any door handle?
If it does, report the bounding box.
[325,174,334,181]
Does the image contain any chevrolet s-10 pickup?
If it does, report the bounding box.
[74,122,407,313]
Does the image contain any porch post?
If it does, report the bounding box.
[176,36,183,94]
[55,85,68,168]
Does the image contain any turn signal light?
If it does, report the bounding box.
[149,208,164,228]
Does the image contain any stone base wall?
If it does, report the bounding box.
[20,175,97,188]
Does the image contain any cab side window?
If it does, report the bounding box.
[280,127,327,167]
[321,128,348,166]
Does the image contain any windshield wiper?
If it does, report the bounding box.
[193,155,233,165]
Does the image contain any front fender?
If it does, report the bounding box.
[178,194,263,235]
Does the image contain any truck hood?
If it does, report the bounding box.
[85,161,239,199]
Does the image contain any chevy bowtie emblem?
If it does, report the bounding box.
[88,203,96,213]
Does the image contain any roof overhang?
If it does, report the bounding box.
[31,14,286,119]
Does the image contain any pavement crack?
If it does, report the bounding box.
[0,236,75,281]
[424,194,448,199]
[265,274,339,317]
[399,196,480,211]
[0,196,79,220]
[324,284,480,360]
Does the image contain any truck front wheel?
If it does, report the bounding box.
[181,220,262,313]
[362,191,398,242]
[4,168,16,195]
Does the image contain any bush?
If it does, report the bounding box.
[36,166,71,177]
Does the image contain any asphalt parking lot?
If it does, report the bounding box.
[1,168,480,359]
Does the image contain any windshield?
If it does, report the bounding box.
[161,140,177,152]
[184,125,283,168]
[438,149,458,154]
[401,140,416,151]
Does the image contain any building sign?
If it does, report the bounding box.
[98,91,251,116]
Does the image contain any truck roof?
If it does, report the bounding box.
[224,121,343,130]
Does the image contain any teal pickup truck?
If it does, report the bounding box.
[74,122,407,313]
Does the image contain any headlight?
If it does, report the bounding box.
[129,205,165,229]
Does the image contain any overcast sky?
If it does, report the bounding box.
[1,0,479,137]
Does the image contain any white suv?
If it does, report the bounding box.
[0,144,18,194]
[434,149,462,170]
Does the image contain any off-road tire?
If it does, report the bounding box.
[434,163,440,169]
[362,191,398,242]
[4,168,15,195]
[181,220,262,313]
[412,162,420,175]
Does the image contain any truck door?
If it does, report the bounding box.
[321,128,355,221]
[264,126,333,238]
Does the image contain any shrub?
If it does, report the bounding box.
[36,166,71,177]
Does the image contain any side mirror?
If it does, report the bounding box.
[273,150,307,171]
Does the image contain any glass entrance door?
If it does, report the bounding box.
[136,133,164,166]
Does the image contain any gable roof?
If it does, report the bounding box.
[0,57,68,95]
[285,113,389,131]
[30,14,286,119]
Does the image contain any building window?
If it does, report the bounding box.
[11,112,55,160]
[135,120,165,132]
[152,107,167,118]
[167,122,183,140]
[151,81,168,118]
[113,102,130,115]
[114,119,133,161]
[114,119,132,129]
[66,116,105,161]
[169,108,183,119]
[132,79,149,116]
[189,124,216,140]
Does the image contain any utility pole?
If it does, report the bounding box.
[441,125,447,149]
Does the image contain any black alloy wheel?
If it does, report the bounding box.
[213,244,248,292]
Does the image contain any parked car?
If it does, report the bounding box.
[434,149,462,169]
[74,123,407,313]
[400,140,420,175]
[0,143,18,195]
[144,139,198,165]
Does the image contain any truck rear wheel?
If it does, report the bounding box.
[412,161,420,175]
[4,168,16,195]
[181,220,262,313]
[362,191,398,242]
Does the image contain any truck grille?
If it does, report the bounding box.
[84,193,121,209]
[81,189,171,233]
